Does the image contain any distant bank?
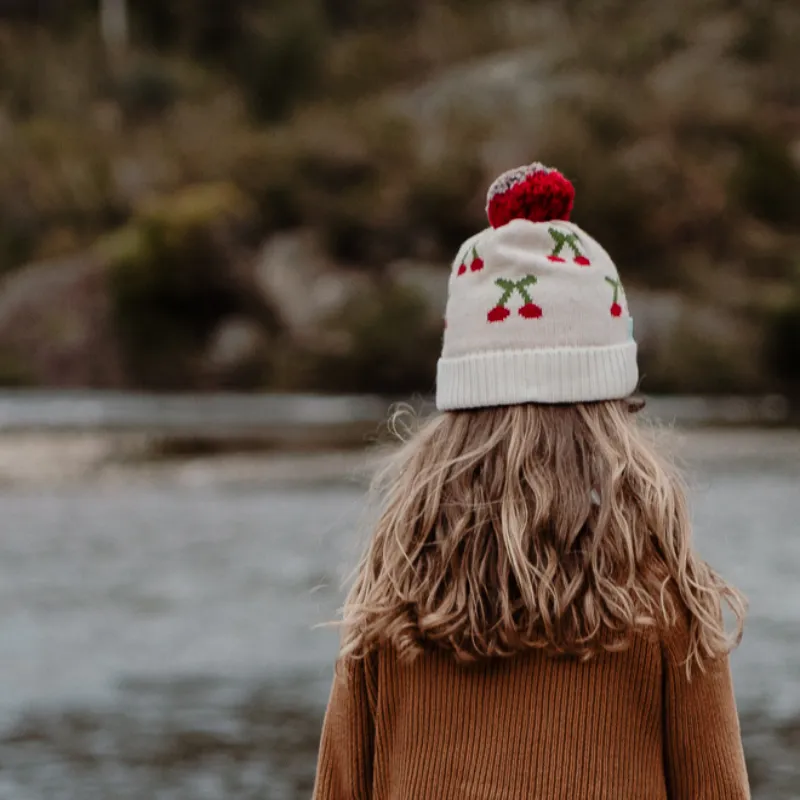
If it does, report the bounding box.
[0,392,792,438]
[0,393,795,489]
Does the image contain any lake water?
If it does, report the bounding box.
[0,431,797,799]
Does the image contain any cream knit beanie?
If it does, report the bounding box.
[436,163,638,410]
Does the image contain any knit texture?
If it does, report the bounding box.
[436,165,639,410]
[313,623,750,799]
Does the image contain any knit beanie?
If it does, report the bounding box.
[436,163,638,410]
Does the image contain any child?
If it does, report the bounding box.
[313,164,749,799]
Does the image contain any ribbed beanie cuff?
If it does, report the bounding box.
[436,342,638,409]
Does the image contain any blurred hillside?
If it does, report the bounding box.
[0,0,798,396]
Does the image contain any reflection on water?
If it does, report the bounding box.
[0,436,797,798]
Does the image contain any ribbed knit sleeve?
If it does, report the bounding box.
[662,628,750,799]
[313,656,377,800]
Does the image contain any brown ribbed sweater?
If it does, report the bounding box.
[313,626,749,799]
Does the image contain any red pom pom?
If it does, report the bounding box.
[486,164,575,229]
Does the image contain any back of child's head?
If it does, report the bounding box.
[340,165,744,672]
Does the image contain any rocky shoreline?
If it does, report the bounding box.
[0,235,792,398]
[0,425,796,490]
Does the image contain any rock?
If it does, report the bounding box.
[254,231,371,339]
[0,254,125,387]
[205,317,269,381]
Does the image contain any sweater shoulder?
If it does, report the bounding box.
[336,650,380,711]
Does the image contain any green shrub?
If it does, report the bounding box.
[731,8,774,63]
[130,0,329,120]
[640,323,763,395]
[253,108,421,264]
[230,135,306,232]
[0,348,35,387]
[549,160,657,282]
[129,0,180,50]
[315,184,389,264]
[730,134,800,229]
[407,147,487,259]
[765,289,800,397]
[231,107,486,265]
[288,138,386,263]
[581,101,638,150]
[321,0,425,32]
[257,107,490,265]
[0,0,95,29]
[230,117,397,260]
[114,59,181,122]
[102,182,257,388]
[531,102,670,283]
[233,6,327,122]
[327,31,415,100]
[0,220,36,273]
[299,283,441,394]
[0,117,124,268]
[131,0,255,60]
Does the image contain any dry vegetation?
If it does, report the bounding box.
[0,0,798,395]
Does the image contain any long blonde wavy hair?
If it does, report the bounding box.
[340,400,745,672]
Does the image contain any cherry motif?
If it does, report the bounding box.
[548,228,591,266]
[605,277,624,318]
[466,245,484,272]
[487,306,511,323]
[519,303,543,319]
[488,276,540,323]
[456,246,483,276]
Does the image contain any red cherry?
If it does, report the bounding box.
[457,263,466,276]
[519,303,543,319]
[470,256,484,272]
[610,302,623,317]
[548,255,565,263]
[574,255,591,266]
[487,306,510,323]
